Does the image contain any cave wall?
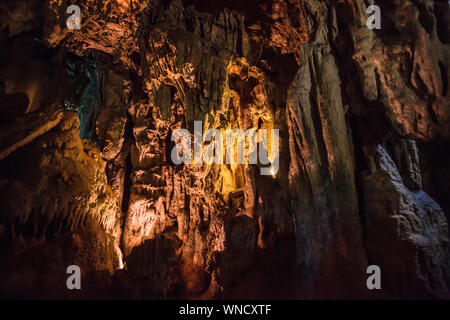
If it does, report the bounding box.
[0,0,449,299]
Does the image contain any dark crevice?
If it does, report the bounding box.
[63,52,102,140]
[439,61,448,97]
[417,3,434,34]
[121,112,134,214]
[434,1,450,44]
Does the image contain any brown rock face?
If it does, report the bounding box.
[0,0,449,299]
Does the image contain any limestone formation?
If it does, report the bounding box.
[0,0,449,299]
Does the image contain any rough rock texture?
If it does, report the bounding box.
[0,0,449,299]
